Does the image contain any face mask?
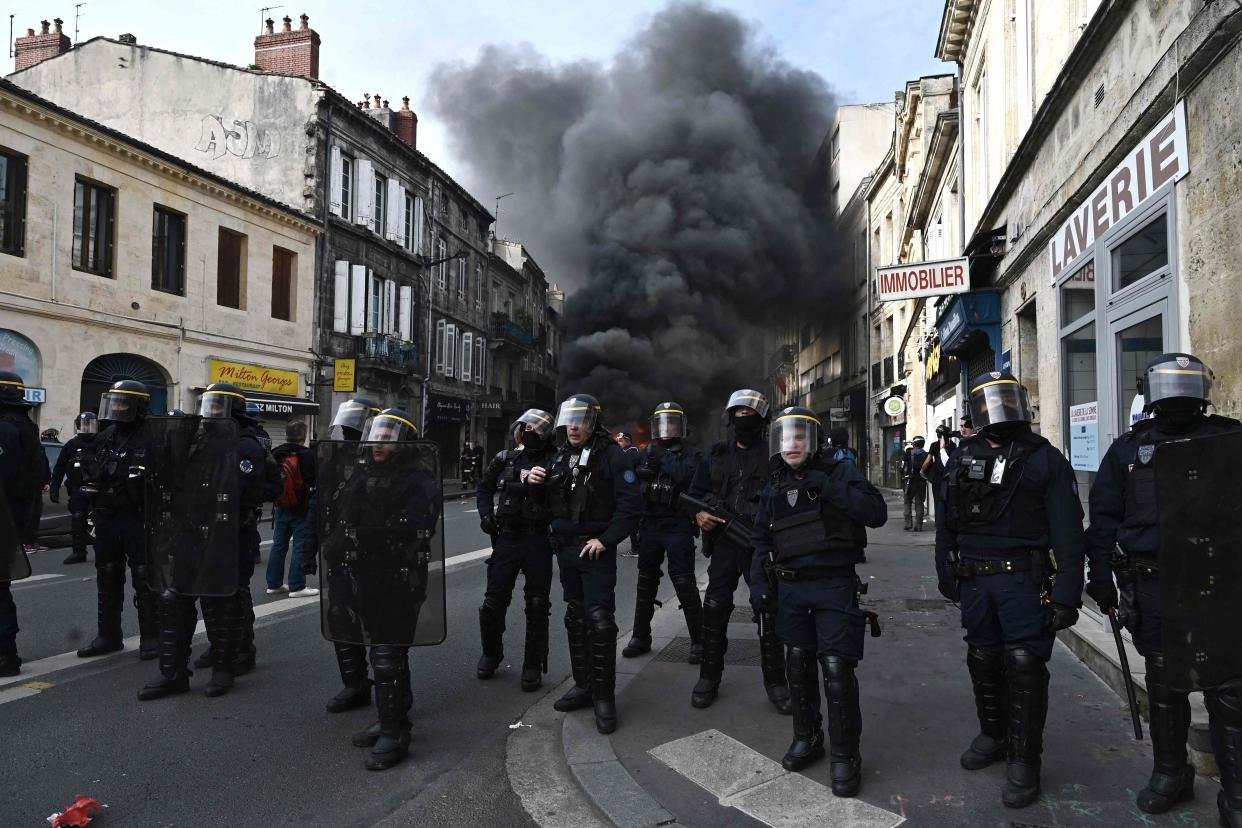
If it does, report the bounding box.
[1153,399,1203,431]
[520,430,547,450]
[732,416,762,444]
[983,421,1026,442]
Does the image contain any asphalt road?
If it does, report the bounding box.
[0,497,640,827]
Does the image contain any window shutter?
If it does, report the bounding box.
[435,319,446,374]
[385,279,397,334]
[329,146,343,216]
[445,324,457,377]
[333,260,349,333]
[414,196,425,254]
[398,285,412,341]
[355,159,375,226]
[385,179,403,242]
[461,332,472,382]
[349,265,366,335]
[476,338,485,385]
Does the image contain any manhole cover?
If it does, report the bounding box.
[656,636,763,666]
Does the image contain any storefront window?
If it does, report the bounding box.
[1059,260,1095,326]
[1064,323,1097,407]
[1111,213,1169,292]
[1115,314,1164,432]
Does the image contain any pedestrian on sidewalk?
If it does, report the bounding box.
[50,412,99,564]
[1086,352,1242,826]
[920,423,957,531]
[475,409,557,691]
[547,393,641,735]
[688,388,790,715]
[749,406,887,798]
[936,371,1091,809]
[827,427,858,466]
[266,421,318,598]
[901,436,928,531]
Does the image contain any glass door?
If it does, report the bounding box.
[1107,302,1169,439]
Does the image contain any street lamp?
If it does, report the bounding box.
[420,248,471,434]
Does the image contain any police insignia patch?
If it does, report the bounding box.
[990,371,1001,380]
[1138,445,1155,465]
[1176,356,1190,368]
[786,489,798,507]
[623,469,636,484]
[239,459,254,474]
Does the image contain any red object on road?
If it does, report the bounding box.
[48,795,101,827]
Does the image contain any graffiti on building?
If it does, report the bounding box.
[194,115,280,160]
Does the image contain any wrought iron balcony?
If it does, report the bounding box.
[357,334,418,372]
[489,313,534,351]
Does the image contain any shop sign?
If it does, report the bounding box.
[209,359,299,395]
[882,396,906,417]
[1069,400,1099,472]
[23,386,45,404]
[333,359,356,393]
[876,257,969,302]
[476,396,502,416]
[428,394,469,424]
[1050,101,1188,282]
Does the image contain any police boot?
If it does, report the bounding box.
[0,650,19,678]
[622,568,661,658]
[138,593,194,701]
[202,594,240,698]
[77,562,126,657]
[1138,653,1195,813]
[821,655,862,797]
[476,597,507,679]
[554,601,593,712]
[671,573,704,665]
[759,609,792,715]
[366,647,412,771]
[1002,647,1048,809]
[327,643,372,712]
[1206,683,1242,827]
[234,589,256,675]
[522,594,550,692]
[691,599,730,709]
[782,647,825,771]
[63,511,89,564]
[961,647,1007,769]
[589,608,619,735]
[131,566,158,661]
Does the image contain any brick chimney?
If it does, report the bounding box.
[253,12,320,79]
[395,97,418,149]
[14,18,71,72]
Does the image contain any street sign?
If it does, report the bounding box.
[333,359,356,393]
[875,257,969,302]
[882,396,906,417]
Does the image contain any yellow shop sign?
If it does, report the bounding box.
[209,359,299,395]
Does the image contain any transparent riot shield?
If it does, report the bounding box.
[144,416,240,597]
[1155,429,1242,692]
[317,440,446,647]
[0,487,31,583]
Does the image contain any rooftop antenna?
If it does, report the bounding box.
[74,3,85,45]
[494,192,514,240]
[9,15,14,59]
[260,5,283,33]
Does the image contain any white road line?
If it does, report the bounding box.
[15,573,63,584]
[460,508,478,513]
[0,544,495,695]
[649,729,905,828]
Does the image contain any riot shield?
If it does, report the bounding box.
[144,416,240,597]
[0,487,31,583]
[1155,429,1242,692]
[317,440,446,648]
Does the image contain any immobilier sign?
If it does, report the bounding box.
[875,257,969,302]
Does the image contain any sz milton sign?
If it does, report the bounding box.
[875,257,969,302]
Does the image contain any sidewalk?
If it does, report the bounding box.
[505,494,1224,827]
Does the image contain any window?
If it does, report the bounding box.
[216,228,245,308]
[436,239,447,289]
[461,332,472,382]
[271,246,295,321]
[413,195,425,253]
[445,323,457,377]
[368,272,382,332]
[404,192,414,251]
[435,319,446,373]
[373,173,386,236]
[973,66,988,211]
[1111,213,1169,292]
[340,154,353,221]
[457,257,467,298]
[1059,260,1095,327]
[475,337,485,385]
[475,264,483,307]
[72,178,115,276]
[0,149,27,256]
[151,206,186,295]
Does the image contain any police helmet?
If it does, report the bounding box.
[769,406,821,469]
[725,388,770,421]
[98,380,151,423]
[912,436,926,447]
[75,411,99,435]
[556,393,601,436]
[650,401,687,441]
[1141,353,1213,412]
[512,408,555,444]
[244,401,265,422]
[935,424,951,437]
[0,370,28,407]
[198,383,247,420]
[332,397,382,439]
[365,408,419,442]
[967,371,1033,435]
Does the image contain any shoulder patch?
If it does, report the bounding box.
[623,469,637,484]
[239,459,254,474]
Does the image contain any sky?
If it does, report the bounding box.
[3,0,949,233]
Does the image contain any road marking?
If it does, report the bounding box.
[15,573,63,584]
[649,729,905,828]
[460,507,478,513]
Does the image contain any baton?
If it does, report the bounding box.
[1108,608,1143,740]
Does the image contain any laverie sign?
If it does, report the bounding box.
[875,257,969,302]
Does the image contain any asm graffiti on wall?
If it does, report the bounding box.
[194,115,281,160]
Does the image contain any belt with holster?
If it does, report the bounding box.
[956,556,1033,577]
[772,564,855,582]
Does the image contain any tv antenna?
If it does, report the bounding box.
[494,193,514,239]
[74,3,85,45]
[260,5,284,33]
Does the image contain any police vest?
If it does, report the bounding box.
[1121,415,1240,537]
[492,447,554,530]
[768,462,866,567]
[90,423,147,511]
[553,436,616,527]
[708,441,768,525]
[948,432,1048,542]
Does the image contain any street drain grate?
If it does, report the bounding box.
[655,636,763,666]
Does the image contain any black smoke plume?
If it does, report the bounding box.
[428,2,841,431]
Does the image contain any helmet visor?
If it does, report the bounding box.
[1145,362,1213,407]
[556,398,599,433]
[99,391,144,423]
[769,414,820,467]
[515,409,555,439]
[968,380,1033,430]
[650,409,687,440]
[332,401,379,434]
[77,413,99,435]
[364,412,418,443]
[198,390,243,420]
[726,389,769,420]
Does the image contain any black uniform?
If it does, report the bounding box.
[547,430,641,733]
[1088,414,1242,821]
[476,442,557,689]
[625,442,703,659]
[51,432,97,562]
[924,436,956,529]
[902,446,928,530]
[749,453,886,796]
[0,402,43,674]
[688,437,790,712]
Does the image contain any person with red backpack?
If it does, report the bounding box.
[266,421,318,597]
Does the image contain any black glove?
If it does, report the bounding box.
[1086,577,1119,613]
[48,488,60,504]
[749,588,769,616]
[480,514,496,536]
[300,549,318,576]
[1044,602,1079,631]
[936,563,959,602]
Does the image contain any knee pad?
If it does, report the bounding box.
[1005,647,1049,690]
[818,655,855,682]
[670,573,697,592]
[564,600,584,628]
[966,646,1005,677]
[525,594,549,614]
[98,560,125,582]
[481,595,509,615]
[1209,682,1242,726]
[130,564,151,591]
[787,646,815,671]
[588,607,618,637]
[371,645,405,679]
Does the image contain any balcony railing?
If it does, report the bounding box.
[489,313,534,350]
[357,334,418,371]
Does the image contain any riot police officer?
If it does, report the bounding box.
[51,412,99,565]
[329,397,382,442]
[0,371,44,676]
[475,409,558,691]
[686,389,790,714]
[1087,353,1242,824]
[936,371,1094,809]
[621,402,704,662]
[547,393,641,734]
[77,380,158,660]
[749,407,886,797]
